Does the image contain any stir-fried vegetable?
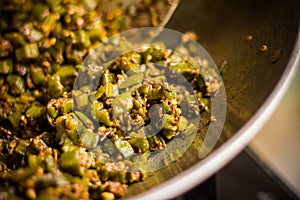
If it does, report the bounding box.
[0,0,221,199]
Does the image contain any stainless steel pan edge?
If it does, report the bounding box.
[128,4,300,200]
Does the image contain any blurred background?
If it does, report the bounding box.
[250,62,300,197]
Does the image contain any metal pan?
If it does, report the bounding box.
[126,0,300,199]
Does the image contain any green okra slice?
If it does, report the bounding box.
[74,30,91,48]
[8,111,22,128]
[47,74,64,99]
[129,136,149,153]
[42,13,58,37]
[118,73,143,89]
[0,59,13,74]
[59,148,91,176]
[5,32,27,47]
[56,65,77,78]
[114,139,135,158]
[14,139,30,156]
[26,105,46,120]
[6,74,25,95]
[30,65,45,86]
[15,43,39,61]
[31,3,50,21]
[95,109,114,126]
[60,98,73,114]
[80,129,99,149]
[112,92,133,116]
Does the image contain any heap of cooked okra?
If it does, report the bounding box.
[0,0,220,199]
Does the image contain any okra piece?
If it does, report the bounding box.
[47,74,63,99]
[129,137,149,153]
[95,109,114,126]
[119,56,138,72]
[55,114,80,144]
[80,129,99,149]
[42,14,58,37]
[163,114,177,131]
[56,65,77,78]
[162,130,177,140]
[5,32,27,47]
[14,139,30,156]
[31,3,50,21]
[150,48,164,62]
[60,98,73,114]
[114,139,135,158]
[170,62,194,74]
[0,59,13,74]
[28,154,44,168]
[6,74,25,95]
[102,70,116,85]
[85,169,102,193]
[138,84,152,95]
[26,106,46,119]
[146,86,162,100]
[99,162,129,184]
[74,30,91,48]
[59,148,90,176]
[30,65,45,86]
[15,43,39,61]
[49,39,64,63]
[162,101,171,114]
[148,135,166,150]
[46,97,74,120]
[8,111,22,128]
[118,73,144,89]
[47,103,59,119]
[95,85,106,99]
[112,92,133,116]
[104,82,114,97]
[163,87,177,99]
[129,52,142,65]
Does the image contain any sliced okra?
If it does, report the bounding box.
[80,129,99,149]
[8,111,22,128]
[112,92,133,116]
[6,74,25,95]
[30,65,45,86]
[59,148,91,176]
[15,43,39,61]
[47,74,63,99]
[95,109,114,127]
[0,59,13,74]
